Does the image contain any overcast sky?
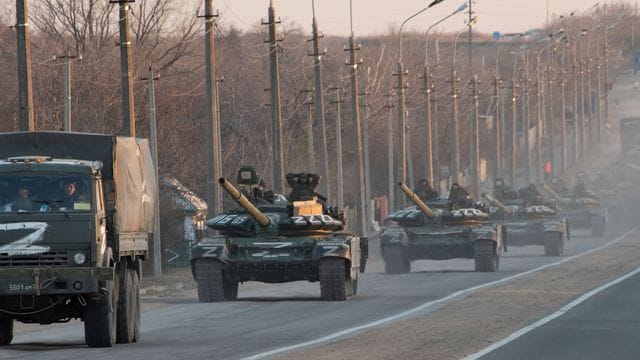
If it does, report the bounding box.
[210,0,608,37]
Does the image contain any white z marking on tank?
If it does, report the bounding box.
[253,242,293,249]
[0,222,50,256]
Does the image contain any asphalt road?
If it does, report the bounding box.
[479,265,640,360]
[0,229,622,360]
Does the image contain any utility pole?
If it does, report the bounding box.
[15,0,34,131]
[604,27,610,134]
[586,56,594,149]
[199,0,221,217]
[55,50,80,132]
[596,48,603,143]
[345,5,367,237]
[141,65,162,277]
[578,47,586,160]
[560,58,568,175]
[421,65,434,185]
[309,0,330,198]
[384,94,395,212]
[572,43,579,166]
[535,70,543,185]
[216,76,224,208]
[522,61,531,185]
[492,75,502,181]
[112,0,136,137]
[393,63,408,207]
[547,47,556,176]
[263,0,285,193]
[470,75,480,198]
[301,90,316,169]
[360,86,372,232]
[448,69,461,185]
[330,86,345,209]
[509,79,518,187]
[431,73,441,192]
[468,0,473,69]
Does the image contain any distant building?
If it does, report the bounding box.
[160,177,207,269]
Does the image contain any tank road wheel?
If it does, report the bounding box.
[84,279,118,347]
[590,216,606,237]
[116,268,136,344]
[474,240,499,272]
[319,258,349,301]
[544,233,564,257]
[194,259,237,302]
[0,319,13,346]
[382,246,411,274]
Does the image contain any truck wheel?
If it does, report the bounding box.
[382,246,410,274]
[85,279,118,347]
[130,269,141,342]
[0,319,13,346]
[116,268,135,344]
[544,233,564,256]
[474,240,499,272]
[319,258,348,301]
[194,259,225,302]
[590,216,605,237]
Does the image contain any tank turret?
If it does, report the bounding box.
[482,193,514,216]
[399,182,436,219]
[542,184,568,205]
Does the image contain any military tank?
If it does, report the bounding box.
[380,182,504,274]
[482,193,568,256]
[543,184,607,237]
[190,166,367,301]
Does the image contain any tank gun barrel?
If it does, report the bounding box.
[482,193,513,215]
[542,184,567,204]
[399,182,436,219]
[219,178,271,227]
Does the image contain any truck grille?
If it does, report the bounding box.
[0,252,68,267]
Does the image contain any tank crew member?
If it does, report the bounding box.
[493,178,518,202]
[414,178,439,202]
[518,183,545,206]
[448,183,473,209]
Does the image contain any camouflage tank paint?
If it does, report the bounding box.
[543,184,607,237]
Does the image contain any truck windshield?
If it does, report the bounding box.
[0,174,92,213]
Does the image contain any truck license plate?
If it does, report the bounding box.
[7,283,35,292]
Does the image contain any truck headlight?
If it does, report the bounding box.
[73,253,86,265]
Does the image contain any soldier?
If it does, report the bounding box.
[549,176,570,195]
[448,183,474,209]
[414,178,439,202]
[573,179,589,199]
[519,183,545,206]
[493,178,518,202]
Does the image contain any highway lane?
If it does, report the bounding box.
[478,265,640,360]
[1,230,621,360]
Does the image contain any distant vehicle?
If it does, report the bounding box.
[190,166,367,301]
[0,132,157,347]
[483,193,568,256]
[379,183,504,274]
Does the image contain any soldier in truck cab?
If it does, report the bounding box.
[61,179,88,210]
[11,183,34,212]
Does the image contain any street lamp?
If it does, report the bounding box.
[449,17,478,185]
[396,0,446,205]
[422,1,467,189]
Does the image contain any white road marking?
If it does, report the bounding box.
[241,229,636,360]
[463,265,640,360]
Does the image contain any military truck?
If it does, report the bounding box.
[190,167,367,301]
[380,182,504,274]
[543,184,607,237]
[483,194,568,256]
[0,132,157,347]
